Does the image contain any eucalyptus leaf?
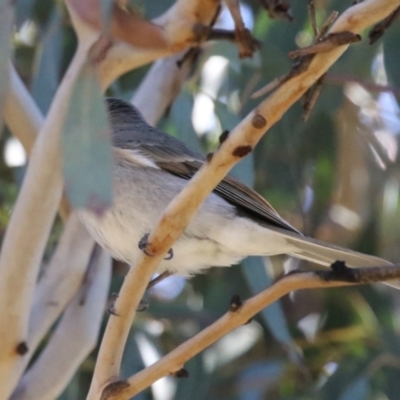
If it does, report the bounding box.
[32,8,63,113]
[62,63,113,213]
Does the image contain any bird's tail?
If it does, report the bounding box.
[274,229,400,289]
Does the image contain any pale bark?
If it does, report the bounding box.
[11,247,111,400]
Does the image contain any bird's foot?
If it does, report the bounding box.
[138,233,174,260]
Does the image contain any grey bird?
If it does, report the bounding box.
[80,98,396,286]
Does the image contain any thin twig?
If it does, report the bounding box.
[288,31,361,59]
[308,0,318,37]
[224,0,259,58]
[302,73,326,121]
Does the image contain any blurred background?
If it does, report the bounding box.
[5,0,400,398]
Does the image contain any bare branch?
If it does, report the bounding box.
[132,50,199,125]
[224,0,259,58]
[28,215,95,357]
[288,31,361,59]
[93,0,221,88]
[1,214,95,390]
[113,263,400,399]
[0,40,91,399]
[3,65,43,153]
[11,247,111,400]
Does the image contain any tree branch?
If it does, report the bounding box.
[27,216,95,362]
[114,263,400,399]
[3,65,43,153]
[0,40,90,399]
[132,50,199,125]
[11,246,111,400]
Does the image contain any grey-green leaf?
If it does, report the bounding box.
[32,9,63,114]
[62,63,113,213]
[339,376,369,400]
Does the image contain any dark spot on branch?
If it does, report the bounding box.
[251,114,267,129]
[232,145,252,158]
[16,342,29,355]
[230,294,242,311]
[173,368,189,378]
[369,6,400,44]
[206,152,214,162]
[325,260,357,282]
[101,380,130,400]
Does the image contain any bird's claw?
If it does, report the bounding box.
[138,233,153,256]
[164,248,174,260]
[138,233,173,260]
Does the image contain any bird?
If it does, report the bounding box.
[79,98,397,287]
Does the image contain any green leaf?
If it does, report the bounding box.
[62,63,113,213]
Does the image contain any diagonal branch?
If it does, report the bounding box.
[3,65,43,152]
[115,262,400,399]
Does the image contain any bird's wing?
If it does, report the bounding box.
[118,138,300,233]
[160,159,300,233]
[108,95,299,234]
